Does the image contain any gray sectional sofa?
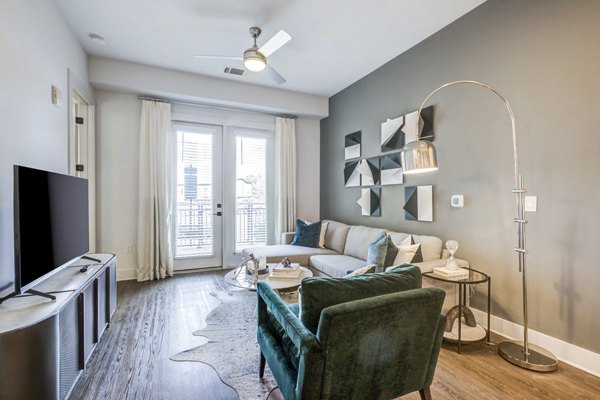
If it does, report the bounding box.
[243,220,468,278]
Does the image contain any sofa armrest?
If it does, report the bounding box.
[281,231,296,245]
[386,257,469,274]
[257,282,322,354]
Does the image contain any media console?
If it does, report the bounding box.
[0,254,117,400]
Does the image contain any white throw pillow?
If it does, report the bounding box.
[344,264,377,278]
[393,243,422,265]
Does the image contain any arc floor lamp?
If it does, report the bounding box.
[400,80,558,372]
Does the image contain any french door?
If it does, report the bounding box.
[172,123,273,270]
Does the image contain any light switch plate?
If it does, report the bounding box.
[524,196,537,212]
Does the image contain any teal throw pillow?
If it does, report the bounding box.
[291,219,322,248]
[367,232,389,272]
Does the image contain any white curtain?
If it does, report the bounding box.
[137,100,173,281]
[274,117,297,243]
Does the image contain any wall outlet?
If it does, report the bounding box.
[524,196,537,212]
[125,244,132,254]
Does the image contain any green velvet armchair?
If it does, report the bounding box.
[257,265,446,400]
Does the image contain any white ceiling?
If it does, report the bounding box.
[55,0,485,97]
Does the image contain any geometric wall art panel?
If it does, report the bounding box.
[380,152,403,185]
[404,185,433,222]
[345,131,361,160]
[357,187,381,217]
[403,105,434,144]
[381,106,434,152]
[356,157,380,186]
[344,160,361,187]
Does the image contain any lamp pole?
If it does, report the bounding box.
[409,80,557,372]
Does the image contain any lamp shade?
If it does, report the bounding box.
[400,140,438,174]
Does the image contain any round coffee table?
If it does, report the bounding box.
[224,265,313,292]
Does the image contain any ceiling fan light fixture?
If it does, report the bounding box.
[243,48,266,72]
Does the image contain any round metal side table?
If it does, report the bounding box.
[423,267,491,354]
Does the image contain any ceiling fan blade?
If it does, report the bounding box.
[258,30,291,57]
[266,65,286,85]
[193,55,243,61]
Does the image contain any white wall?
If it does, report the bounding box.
[96,91,321,280]
[0,0,89,291]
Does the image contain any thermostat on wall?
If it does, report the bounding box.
[451,195,464,208]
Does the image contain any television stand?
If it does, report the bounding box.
[0,288,56,304]
[0,253,117,400]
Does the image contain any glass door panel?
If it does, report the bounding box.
[173,123,222,269]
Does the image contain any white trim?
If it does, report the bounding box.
[117,267,137,281]
[471,308,600,377]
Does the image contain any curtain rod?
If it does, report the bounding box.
[137,96,297,119]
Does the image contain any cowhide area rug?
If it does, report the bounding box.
[171,289,296,400]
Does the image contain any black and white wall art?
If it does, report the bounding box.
[404,185,433,222]
[344,131,361,160]
[380,106,434,152]
[380,152,403,185]
[357,187,381,216]
[356,157,380,186]
[344,160,361,187]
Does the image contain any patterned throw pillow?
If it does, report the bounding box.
[366,232,389,272]
[344,264,377,278]
[392,235,423,264]
[393,243,423,264]
[291,219,322,247]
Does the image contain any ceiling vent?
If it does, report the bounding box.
[224,67,247,77]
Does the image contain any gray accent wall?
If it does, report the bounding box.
[320,0,600,353]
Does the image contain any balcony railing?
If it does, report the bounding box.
[175,200,267,257]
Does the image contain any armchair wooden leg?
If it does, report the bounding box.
[419,387,432,400]
[259,351,266,378]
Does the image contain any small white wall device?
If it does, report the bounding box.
[451,195,464,208]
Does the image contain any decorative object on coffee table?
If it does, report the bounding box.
[401,80,558,371]
[224,264,313,292]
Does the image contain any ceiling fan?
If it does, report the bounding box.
[194,27,291,85]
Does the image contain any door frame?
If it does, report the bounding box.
[171,122,224,270]
[68,69,96,252]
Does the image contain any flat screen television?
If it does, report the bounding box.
[13,165,89,294]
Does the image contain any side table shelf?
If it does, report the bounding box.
[423,267,491,354]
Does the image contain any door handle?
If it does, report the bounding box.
[213,212,222,216]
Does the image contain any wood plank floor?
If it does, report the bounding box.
[71,270,600,400]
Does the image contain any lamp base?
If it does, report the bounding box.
[498,341,558,372]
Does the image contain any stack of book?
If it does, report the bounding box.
[433,266,470,278]
[270,263,302,279]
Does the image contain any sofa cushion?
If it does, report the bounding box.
[300,264,422,334]
[310,254,368,278]
[388,232,442,261]
[291,219,322,247]
[322,220,351,254]
[243,245,337,266]
[343,225,387,260]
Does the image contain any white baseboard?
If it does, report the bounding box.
[471,308,600,377]
[117,267,136,281]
